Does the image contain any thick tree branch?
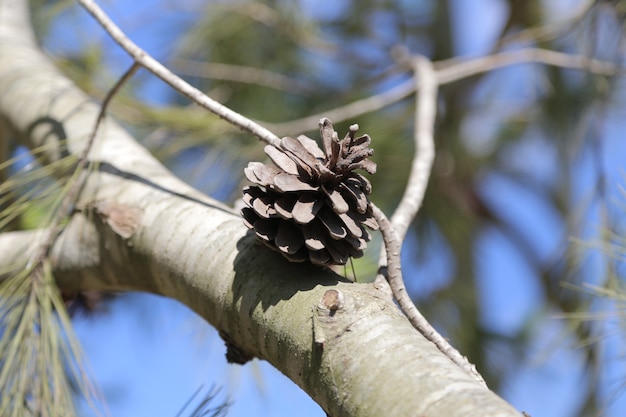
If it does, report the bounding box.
[0,0,523,416]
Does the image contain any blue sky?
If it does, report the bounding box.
[39,0,626,416]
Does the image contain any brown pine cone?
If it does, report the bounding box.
[241,118,378,266]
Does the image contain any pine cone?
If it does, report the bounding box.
[241,118,378,266]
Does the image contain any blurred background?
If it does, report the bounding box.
[19,0,626,415]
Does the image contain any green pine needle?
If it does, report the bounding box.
[0,145,103,416]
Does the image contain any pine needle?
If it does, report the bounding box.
[0,260,103,416]
[0,139,103,416]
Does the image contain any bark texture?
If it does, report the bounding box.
[0,0,522,416]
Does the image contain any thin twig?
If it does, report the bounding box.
[375,55,437,288]
[435,48,623,85]
[268,47,622,136]
[390,56,437,241]
[78,0,622,146]
[2,60,138,416]
[77,0,281,147]
[27,62,140,268]
[371,56,481,384]
[375,49,620,270]
[371,203,486,386]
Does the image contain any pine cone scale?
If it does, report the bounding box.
[338,181,368,214]
[274,221,304,255]
[253,218,278,241]
[245,162,280,186]
[273,173,318,193]
[309,249,331,265]
[292,194,323,224]
[318,207,348,239]
[274,195,297,219]
[322,186,350,214]
[296,135,325,159]
[302,222,326,251]
[320,118,335,160]
[265,145,299,175]
[252,196,276,219]
[337,211,365,238]
[280,136,319,178]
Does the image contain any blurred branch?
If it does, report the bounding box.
[77,0,281,147]
[268,47,622,136]
[435,48,624,84]
[498,0,595,47]
[218,1,337,54]
[171,59,315,95]
[79,1,621,149]
[265,77,415,136]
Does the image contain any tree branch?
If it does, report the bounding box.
[498,0,595,47]
[26,62,140,270]
[371,203,485,385]
[435,48,623,85]
[76,0,281,147]
[266,47,622,137]
[0,1,522,416]
[389,56,437,241]
[374,55,437,301]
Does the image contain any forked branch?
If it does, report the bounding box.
[371,203,486,385]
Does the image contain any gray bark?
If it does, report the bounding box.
[0,0,522,416]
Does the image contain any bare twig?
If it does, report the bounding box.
[171,59,315,95]
[435,48,622,85]
[78,1,621,147]
[390,56,437,241]
[375,55,437,292]
[269,47,622,137]
[371,203,486,385]
[77,0,281,147]
[27,62,140,268]
[0,57,137,417]
[367,57,483,382]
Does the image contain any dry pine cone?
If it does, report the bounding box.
[241,118,378,266]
